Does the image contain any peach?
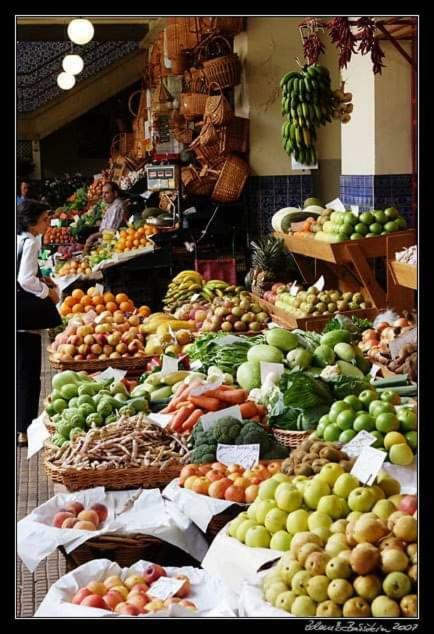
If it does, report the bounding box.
[114,602,140,616]
[124,575,146,590]
[64,501,84,516]
[245,484,259,503]
[81,594,107,609]
[111,585,129,600]
[144,599,165,613]
[91,503,108,523]
[61,517,79,529]
[104,575,123,590]
[53,511,74,528]
[83,334,95,346]
[206,469,224,482]
[72,588,92,604]
[74,520,97,531]
[192,477,211,495]
[102,590,124,611]
[208,478,233,499]
[143,564,167,584]
[77,509,100,527]
[126,593,149,612]
[91,344,103,355]
[86,581,107,596]
[224,485,245,503]
[116,343,128,354]
[174,575,191,598]
[197,464,212,475]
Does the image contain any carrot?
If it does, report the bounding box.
[181,408,203,431]
[170,404,196,432]
[175,400,191,410]
[161,384,190,413]
[210,388,249,405]
[250,415,261,422]
[255,404,267,417]
[189,395,221,411]
[240,401,259,419]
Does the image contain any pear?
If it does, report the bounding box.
[325,557,352,580]
[316,600,342,617]
[305,551,330,576]
[381,547,409,573]
[298,542,323,566]
[350,543,381,575]
[343,597,371,617]
[387,511,407,531]
[393,516,417,542]
[407,543,417,564]
[408,564,417,583]
[307,575,330,603]
[291,532,322,557]
[400,594,417,617]
[353,516,389,544]
[371,595,401,617]
[330,519,348,534]
[353,574,382,601]
[274,590,297,612]
[379,536,405,551]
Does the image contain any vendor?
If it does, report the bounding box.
[16,180,31,205]
[84,181,129,252]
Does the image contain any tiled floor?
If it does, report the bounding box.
[16,334,66,618]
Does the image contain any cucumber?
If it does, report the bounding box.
[150,385,173,403]
[371,375,409,388]
[337,360,365,379]
[375,385,417,397]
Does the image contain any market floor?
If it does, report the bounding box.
[16,334,66,618]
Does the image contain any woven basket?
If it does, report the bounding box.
[198,17,244,35]
[211,154,249,203]
[110,133,134,160]
[181,165,218,197]
[204,82,233,126]
[43,457,182,491]
[170,51,191,75]
[58,533,200,572]
[166,19,199,58]
[220,116,249,155]
[272,429,311,449]
[180,76,209,120]
[48,353,150,374]
[190,135,225,169]
[205,504,243,543]
[197,35,241,89]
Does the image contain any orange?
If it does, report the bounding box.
[87,286,98,297]
[125,240,133,250]
[84,304,94,312]
[138,305,151,318]
[60,304,70,317]
[106,301,117,313]
[120,301,134,313]
[80,295,92,306]
[95,304,105,314]
[139,238,148,245]
[133,239,140,247]
[64,296,77,307]
[92,295,104,306]
[115,293,128,304]
[72,303,84,313]
[103,292,115,303]
[71,288,85,300]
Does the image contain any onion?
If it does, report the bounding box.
[376,322,391,333]
[393,318,411,329]
[362,329,377,341]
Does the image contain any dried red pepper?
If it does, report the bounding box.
[327,17,357,69]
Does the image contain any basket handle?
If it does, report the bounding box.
[128,90,144,117]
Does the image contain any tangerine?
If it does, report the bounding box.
[120,301,134,313]
[71,288,85,299]
[92,295,104,306]
[103,292,115,303]
[115,293,128,304]
[72,304,84,313]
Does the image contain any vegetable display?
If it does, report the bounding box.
[187,332,265,377]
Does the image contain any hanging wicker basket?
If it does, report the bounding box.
[204,81,234,126]
[197,35,241,89]
[198,17,245,36]
[181,165,219,197]
[166,19,200,58]
[180,76,209,120]
[210,154,249,203]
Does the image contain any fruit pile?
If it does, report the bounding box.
[201,292,270,333]
[86,171,111,203]
[260,494,417,617]
[44,226,74,245]
[280,63,334,166]
[59,288,135,319]
[174,300,210,331]
[313,208,407,243]
[281,439,354,478]
[70,566,197,615]
[180,461,282,503]
[315,388,417,465]
[52,501,108,531]
[163,271,204,313]
[56,257,92,277]
[276,286,371,318]
[140,313,195,356]
[46,371,148,445]
[114,226,154,253]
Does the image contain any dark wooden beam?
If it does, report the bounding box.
[376,23,416,68]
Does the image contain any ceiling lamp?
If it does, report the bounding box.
[67,18,94,45]
[62,54,84,75]
[57,72,76,90]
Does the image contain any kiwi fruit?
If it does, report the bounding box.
[339,459,355,471]
[299,438,315,453]
[319,447,342,462]
[312,458,328,473]
[295,464,314,477]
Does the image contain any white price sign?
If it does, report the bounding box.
[260,362,284,384]
[95,283,104,295]
[148,413,173,429]
[370,364,382,379]
[50,219,61,227]
[343,430,377,458]
[351,446,387,485]
[217,443,260,469]
[289,282,301,297]
[161,355,179,377]
[313,275,325,291]
[190,360,203,371]
[190,379,223,397]
[201,405,242,432]
[326,198,346,212]
[148,577,185,601]
[351,205,360,216]
[96,367,127,382]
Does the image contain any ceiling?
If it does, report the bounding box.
[16,16,157,41]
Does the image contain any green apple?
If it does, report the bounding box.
[275,485,303,513]
[329,400,351,422]
[373,401,396,417]
[307,575,330,602]
[291,570,312,596]
[360,211,374,225]
[372,499,396,520]
[348,487,376,512]
[236,519,257,543]
[291,595,317,617]
[381,390,401,405]
[304,479,331,510]
[255,499,277,524]
[270,530,292,551]
[277,557,303,584]
[353,574,382,601]
[325,557,352,580]
[389,443,414,466]
[384,431,407,450]
[318,463,345,486]
[339,429,356,444]
[376,412,400,433]
[388,494,404,508]
[359,389,378,406]
[405,431,417,449]
[370,485,386,501]
[319,414,332,427]
[247,503,259,521]
[350,233,363,240]
[370,430,385,448]
[271,473,292,484]
[347,511,362,523]
[397,408,417,431]
[317,495,346,520]
[354,223,368,236]
[396,216,407,229]
[286,509,309,534]
[228,515,246,538]
[264,508,288,534]
[330,519,348,534]
[376,473,401,497]
[264,581,289,605]
[371,595,401,617]
[384,220,400,233]
[312,527,331,543]
[325,533,349,558]
[344,395,363,411]
[369,222,383,235]
[245,525,272,549]
[258,479,280,500]
[384,207,399,220]
[333,473,359,498]
[274,590,297,612]
[336,409,356,431]
[373,210,387,224]
[308,511,333,532]
[382,572,412,599]
[369,400,388,416]
[323,424,341,442]
[353,413,375,432]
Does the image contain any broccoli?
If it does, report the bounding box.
[211,416,242,444]
[190,445,217,464]
[238,421,272,453]
[262,443,289,460]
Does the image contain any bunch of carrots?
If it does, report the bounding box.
[161,383,267,434]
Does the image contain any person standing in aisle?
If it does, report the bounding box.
[16,180,31,205]
[16,200,61,446]
[84,181,129,252]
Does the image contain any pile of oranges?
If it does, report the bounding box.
[60,288,135,318]
[114,227,154,253]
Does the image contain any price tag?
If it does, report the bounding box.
[95,283,104,295]
[148,413,173,429]
[291,155,318,170]
[148,577,185,601]
[161,355,179,377]
[326,198,346,212]
[190,379,223,397]
[214,335,245,346]
[343,430,377,458]
[289,282,300,297]
[351,446,386,485]
[50,219,61,227]
[127,215,135,226]
[27,414,50,459]
[267,322,280,329]
[260,362,284,384]
[351,205,360,216]
[313,275,325,291]
[369,364,382,379]
[217,443,261,469]
[201,405,242,432]
[190,360,203,371]
[191,293,201,301]
[96,367,127,382]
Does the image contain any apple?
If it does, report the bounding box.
[383,572,412,599]
[325,533,348,558]
[317,495,346,520]
[400,594,417,617]
[348,487,376,512]
[316,600,342,617]
[381,548,409,573]
[305,551,330,576]
[124,575,146,590]
[297,542,323,566]
[307,575,329,603]
[399,495,417,515]
[224,485,245,503]
[228,515,247,538]
[91,503,108,523]
[72,588,92,604]
[110,585,129,601]
[291,595,317,617]
[208,478,233,499]
[333,473,359,498]
[291,570,312,596]
[270,530,292,551]
[255,499,277,523]
[350,543,381,575]
[114,602,140,615]
[286,509,310,534]
[258,479,280,500]
[342,597,371,617]
[384,431,407,450]
[129,583,149,595]
[63,501,84,516]
[271,473,292,483]
[236,519,257,543]
[264,508,288,533]
[277,557,302,584]
[376,473,401,497]
[373,499,396,520]
[143,564,167,584]
[397,408,417,431]
[274,590,297,612]
[275,485,303,513]
[303,479,331,510]
[77,509,100,528]
[53,511,74,528]
[393,516,417,542]
[371,595,401,617]
[389,443,414,466]
[192,477,211,495]
[245,525,271,548]
[387,511,407,530]
[264,581,289,605]
[327,578,354,605]
[330,519,348,534]
[353,574,382,601]
[81,594,108,609]
[308,511,333,531]
[318,463,345,487]
[125,594,148,613]
[389,494,405,509]
[61,517,78,528]
[245,484,260,503]
[103,590,125,610]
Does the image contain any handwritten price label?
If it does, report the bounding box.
[351,446,386,485]
[343,430,376,458]
[313,275,325,291]
[260,362,284,384]
[148,577,185,601]
[201,406,242,432]
[217,443,260,469]
[161,355,179,377]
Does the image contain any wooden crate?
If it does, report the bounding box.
[390,261,417,290]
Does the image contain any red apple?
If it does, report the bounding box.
[90,503,108,523]
[53,511,74,528]
[399,495,417,516]
[64,501,84,516]
[81,594,108,609]
[102,590,124,611]
[126,593,149,612]
[129,583,149,594]
[143,564,167,584]
[72,588,92,605]
[61,517,78,529]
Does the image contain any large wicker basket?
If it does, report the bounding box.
[166,19,200,58]
[205,504,242,543]
[198,17,245,36]
[197,34,242,89]
[181,165,218,196]
[48,353,150,374]
[180,77,208,120]
[211,154,249,203]
[43,457,182,491]
[58,533,200,572]
[272,428,311,449]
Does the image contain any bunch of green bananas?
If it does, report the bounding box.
[280,63,334,166]
[201,281,245,301]
[163,270,204,311]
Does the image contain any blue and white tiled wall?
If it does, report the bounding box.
[244,175,313,237]
[340,175,415,225]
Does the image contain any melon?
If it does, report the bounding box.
[304,197,323,208]
[304,205,325,214]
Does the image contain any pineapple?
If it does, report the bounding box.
[249,235,287,296]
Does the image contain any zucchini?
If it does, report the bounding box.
[375,385,417,397]
[371,375,409,388]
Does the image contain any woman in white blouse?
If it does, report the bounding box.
[17,200,59,446]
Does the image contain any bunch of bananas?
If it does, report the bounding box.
[280,63,334,166]
[201,281,244,301]
[163,270,204,312]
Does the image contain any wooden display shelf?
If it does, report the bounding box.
[390,261,417,290]
[254,294,378,333]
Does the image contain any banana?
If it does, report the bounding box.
[304,76,311,93]
[303,127,311,147]
[295,126,302,147]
